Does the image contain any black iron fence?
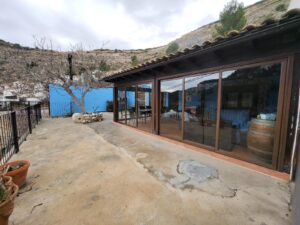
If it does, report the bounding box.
[0,103,42,165]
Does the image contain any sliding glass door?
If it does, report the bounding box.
[160,78,183,140]
[219,63,281,165]
[126,86,137,127]
[184,73,219,147]
[116,82,153,132]
[158,61,284,167]
[117,87,126,124]
[137,83,152,132]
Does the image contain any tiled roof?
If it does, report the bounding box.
[105,9,300,81]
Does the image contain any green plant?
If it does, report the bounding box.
[0,171,9,203]
[131,55,139,66]
[12,43,22,49]
[26,61,38,69]
[0,184,7,203]
[99,60,111,72]
[7,163,25,172]
[276,4,287,12]
[166,42,179,55]
[215,0,247,36]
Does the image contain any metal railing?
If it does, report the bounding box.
[0,103,42,165]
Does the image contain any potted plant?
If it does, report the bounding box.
[0,175,18,225]
[1,160,30,188]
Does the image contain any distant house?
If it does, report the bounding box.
[104,9,300,176]
[0,90,19,103]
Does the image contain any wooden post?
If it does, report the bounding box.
[113,87,118,122]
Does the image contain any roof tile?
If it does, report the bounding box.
[106,9,300,80]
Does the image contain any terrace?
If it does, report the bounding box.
[5,113,291,225]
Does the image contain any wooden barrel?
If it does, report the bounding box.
[247,118,275,162]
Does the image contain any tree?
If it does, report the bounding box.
[0,37,109,113]
[215,0,247,36]
[166,42,179,55]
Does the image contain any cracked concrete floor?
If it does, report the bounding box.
[10,114,291,225]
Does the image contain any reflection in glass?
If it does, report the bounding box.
[117,88,126,124]
[137,83,152,132]
[184,73,219,147]
[126,86,137,127]
[160,78,183,140]
[219,63,281,165]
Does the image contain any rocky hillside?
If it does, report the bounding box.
[0,0,290,99]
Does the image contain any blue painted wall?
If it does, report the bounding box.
[49,84,113,117]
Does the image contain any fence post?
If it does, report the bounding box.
[11,111,19,153]
[35,105,39,124]
[27,105,32,134]
[48,101,51,117]
[38,103,42,120]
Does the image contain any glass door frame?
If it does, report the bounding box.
[116,79,155,132]
[157,57,291,170]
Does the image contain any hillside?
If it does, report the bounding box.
[0,0,290,99]
[173,0,290,49]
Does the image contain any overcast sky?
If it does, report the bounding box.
[0,0,258,50]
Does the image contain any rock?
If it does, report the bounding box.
[72,113,82,123]
[72,113,103,124]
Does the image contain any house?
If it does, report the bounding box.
[0,90,19,103]
[104,9,300,176]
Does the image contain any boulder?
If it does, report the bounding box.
[72,112,103,124]
[72,113,82,123]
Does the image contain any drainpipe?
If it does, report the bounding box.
[290,88,300,179]
[292,126,300,225]
[292,86,300,224]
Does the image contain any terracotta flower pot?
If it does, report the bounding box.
[3,160,30,188]
[0,183,18,225]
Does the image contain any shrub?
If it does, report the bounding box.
[131,55,139,66]
[166,42,179,55]
[26,61,38,69]
[99,60,111,72]
[276,4,287,12]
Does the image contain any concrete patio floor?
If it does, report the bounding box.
[10,114,291,225]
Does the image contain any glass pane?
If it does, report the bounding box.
[126,86,137,127]
[117,87,126,124]
[160,78,183,140]
[219,63,281,166]
[137,83,152,132]
[184,73,219,147]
